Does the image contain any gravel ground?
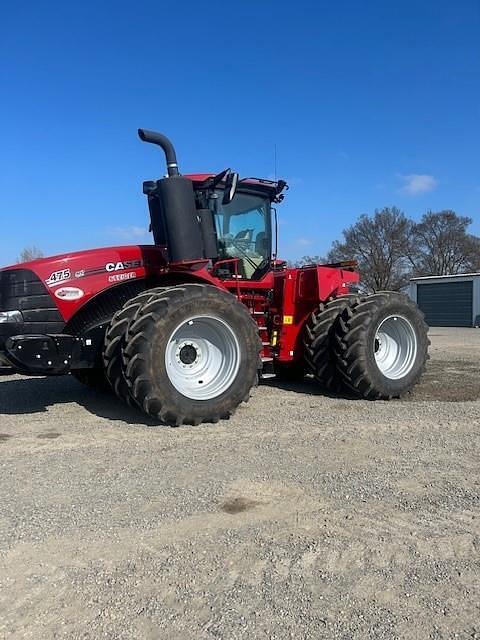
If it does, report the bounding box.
[0,327,479,639]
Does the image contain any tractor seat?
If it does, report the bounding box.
[234,229,253,242]
[255,231,267,255]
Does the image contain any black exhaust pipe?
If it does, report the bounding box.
[138,129,179,176]
[139,128,208,261]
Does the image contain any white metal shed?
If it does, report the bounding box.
[409,273,480,327]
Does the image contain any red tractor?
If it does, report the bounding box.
[0,130,429,425]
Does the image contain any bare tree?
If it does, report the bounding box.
[17,246,44,263]
[294,255,326,267]
[466,235,480,272]
[410,210,480,276]
[327,207,414,292]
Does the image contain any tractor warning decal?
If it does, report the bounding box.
[45,268,71,287]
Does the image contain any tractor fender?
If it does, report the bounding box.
[63,268,226,337]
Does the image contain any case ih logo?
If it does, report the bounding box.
[105,260,142,272]
[45,268,71,287]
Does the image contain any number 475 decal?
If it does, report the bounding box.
[45,268,71,287]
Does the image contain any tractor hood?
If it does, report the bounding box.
[2,245,167,274]
[1,245,168,323]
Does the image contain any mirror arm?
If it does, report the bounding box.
[222,171,239,205]
[272,206,278,261]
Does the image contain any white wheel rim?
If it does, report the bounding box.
[374,315,417,380]
[165,315,240,400]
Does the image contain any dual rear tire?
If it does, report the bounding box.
[304,292,429,399]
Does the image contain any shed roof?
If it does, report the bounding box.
[410,273,480,282]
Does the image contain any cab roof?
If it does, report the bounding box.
[185,174,287,201]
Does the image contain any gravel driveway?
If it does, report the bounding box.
[0,328,479,639]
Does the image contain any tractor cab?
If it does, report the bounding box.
[190,175,284,280]
[139,129,286,281]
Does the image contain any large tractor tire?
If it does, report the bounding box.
[304,294,360,391]
[334,291,429,399]
[102,287,168,405]
[122,284,261,425]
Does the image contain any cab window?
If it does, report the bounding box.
[212,190,271,279]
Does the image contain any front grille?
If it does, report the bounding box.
[0,268,65,335]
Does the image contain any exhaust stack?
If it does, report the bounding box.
[138,129,179,176]
[139,128,211,262]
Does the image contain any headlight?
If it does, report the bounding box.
[0,310,23,324]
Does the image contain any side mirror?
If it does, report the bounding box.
[222,171,239,205]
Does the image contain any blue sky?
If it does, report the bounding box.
[1,0,479,266]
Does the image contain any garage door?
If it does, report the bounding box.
[417,281,473,327]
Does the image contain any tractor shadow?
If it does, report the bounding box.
[261,375,358,400]
[262,359,480,403]
[1,359,477,426]
[0,374,162,426]
[264,375,416,402]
